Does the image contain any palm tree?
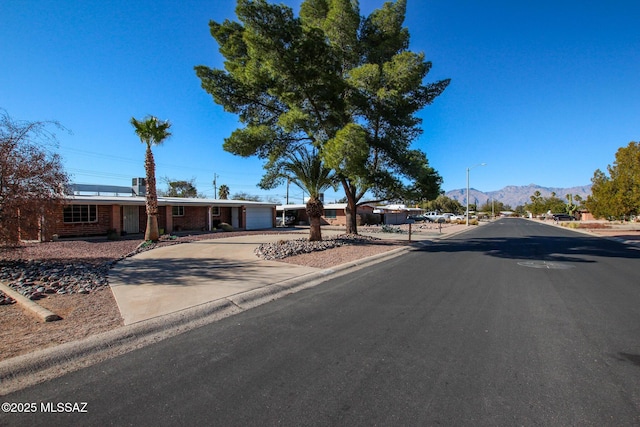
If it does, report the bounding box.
[218,184,230,200]
[282,148,336,241]
[130,115,172,241]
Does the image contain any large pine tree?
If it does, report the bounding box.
[196,0,448,234]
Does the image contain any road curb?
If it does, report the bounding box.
[0,283,61,322]
[0,227,482,395]
[0,244,410,396]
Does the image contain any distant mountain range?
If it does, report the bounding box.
[445,184,592,209]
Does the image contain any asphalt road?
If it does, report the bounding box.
[2,218,640,426]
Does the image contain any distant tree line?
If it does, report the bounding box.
[523,191,582,217]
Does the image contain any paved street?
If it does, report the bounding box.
[2,218,639,426]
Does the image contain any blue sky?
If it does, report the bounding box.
[2,1,639,203]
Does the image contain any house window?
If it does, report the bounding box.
[63,205,97,223]
[172,206,185,216]
[212,206,220,216]
[324,209,337,219]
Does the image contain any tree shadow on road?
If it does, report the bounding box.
[415,234,640,263]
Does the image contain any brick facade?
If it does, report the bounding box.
[46,204,261,239]
[55,205,113,238]
[170,206,209,231]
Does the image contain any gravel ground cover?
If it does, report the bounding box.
[0,229,400,361]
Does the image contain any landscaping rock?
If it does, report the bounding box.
[0,291,16,305]
[0,259,112,299]
[255,234,379,260]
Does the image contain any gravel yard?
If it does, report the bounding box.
[0,229,403,361]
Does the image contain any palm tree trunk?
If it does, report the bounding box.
[306,196,323,241]
[145,214,159,241]
[145,145,160,241]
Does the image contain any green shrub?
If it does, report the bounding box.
[106,228,120,240]
[219,222,234,232]
[358,213,382,226]
[140,240,154,248]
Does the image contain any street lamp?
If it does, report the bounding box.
[466,163,486,226]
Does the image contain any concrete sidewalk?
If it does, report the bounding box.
[109,224,466,325]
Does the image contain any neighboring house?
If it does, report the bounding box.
[276,203,379,226]
[373,204,424,225]
[22,180,276,241]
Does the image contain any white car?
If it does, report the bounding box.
[441,213,464,222]
[424,211,444,222]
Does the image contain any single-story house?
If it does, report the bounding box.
[276,203,379,226]
[23,196,276,242]
[54,195,276,238]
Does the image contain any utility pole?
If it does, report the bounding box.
[280,178,290,228]
[286,178,289,205]
[212,173,218,199]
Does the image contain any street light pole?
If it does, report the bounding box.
[466,163,486,226]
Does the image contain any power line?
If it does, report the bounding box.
[59,146,248,176]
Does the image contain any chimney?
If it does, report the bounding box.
[132,177,146,196]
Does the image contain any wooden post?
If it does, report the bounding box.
[408,223,412,242]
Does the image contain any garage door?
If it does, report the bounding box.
[245,207,274,230]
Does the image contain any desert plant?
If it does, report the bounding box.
[381,224,404,233]
[219,222,234,232]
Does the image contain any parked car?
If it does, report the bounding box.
[552,213,576,221]
[408,214,426,222]
[276,215,297,227]
[424,211,444,222]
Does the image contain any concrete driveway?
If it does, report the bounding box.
[109,234,324,324]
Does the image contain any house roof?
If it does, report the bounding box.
[277,203,348,211]
[276,203,381,212]
[67,195,276,208]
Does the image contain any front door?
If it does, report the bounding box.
[123,206,139,234]
[231,207,239,229]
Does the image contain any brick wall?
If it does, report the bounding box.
[47,203,256,238]
[55,205,112,237]
[137,206,146,234]
[172,206,209,231]
[214,207,232,227]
